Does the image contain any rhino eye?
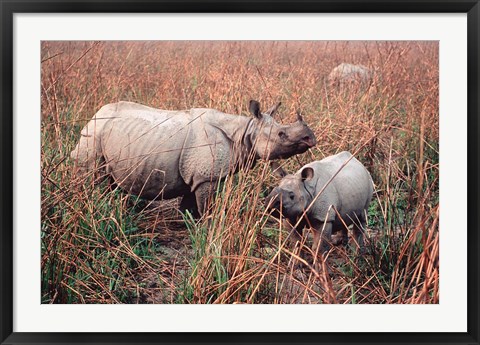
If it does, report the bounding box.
[278,131,287,140]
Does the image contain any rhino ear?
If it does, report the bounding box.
[265,102,282,117]
[301,167,314,181]
[270,161,287,179]
[249,100,262,119]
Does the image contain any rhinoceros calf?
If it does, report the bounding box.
[265,151,373,253]
[328,63,373,85]
[71,100,316,215]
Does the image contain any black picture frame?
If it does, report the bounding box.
[1,1,479,344]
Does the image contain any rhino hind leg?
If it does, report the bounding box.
[179,193,200,218]
[194,182,215,216]
[352,213,367,253]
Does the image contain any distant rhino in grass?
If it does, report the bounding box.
[328,63,373,86]
[71,100,316,216]
[265,151,373,254]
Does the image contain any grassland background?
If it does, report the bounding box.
[41,41,439,304]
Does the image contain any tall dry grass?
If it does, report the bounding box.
[41,41,439,304]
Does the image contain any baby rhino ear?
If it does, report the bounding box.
[301,167,314,181]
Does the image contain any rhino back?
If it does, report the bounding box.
[306,151,373,221]
[71,102,186,168]
[73,102,249,198]
[100,106,236,198]
[101,114,192,199]
[333,156,373,215]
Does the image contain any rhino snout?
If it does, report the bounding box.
[265,188,295,213]
[301,134,316,148]
[265,189,280,218]
[287,128,317,156]
[265,188,280,210]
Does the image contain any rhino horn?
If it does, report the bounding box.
[270,161,287,178]
[265,102,282,117]
[296,110,304,122]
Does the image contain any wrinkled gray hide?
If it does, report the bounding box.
[328,63,373,85]
[71,100,316,215]
[265,151,373,253]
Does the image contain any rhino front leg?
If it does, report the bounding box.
[352,214,367,254]
[312,220,333,255]
[282,218,301,247]
[283,219,309,268]
[194,182,215,216]
[179,192,200,218]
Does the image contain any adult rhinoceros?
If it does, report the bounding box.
[71,100,316,215]
[327,63,373,86]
